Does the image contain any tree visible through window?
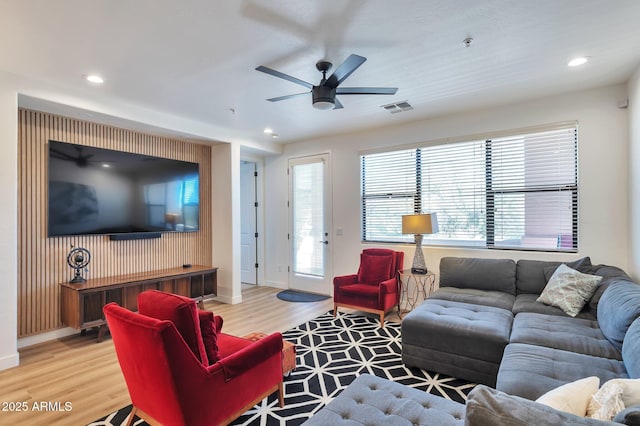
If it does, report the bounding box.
[361,126,578,252]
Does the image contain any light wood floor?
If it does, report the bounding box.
[0,286,394,426]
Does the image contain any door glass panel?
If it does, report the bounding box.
[292,161,324,276]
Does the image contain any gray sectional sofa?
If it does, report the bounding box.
[402,256,640,400]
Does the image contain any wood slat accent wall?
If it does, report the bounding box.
[17,109,213,337]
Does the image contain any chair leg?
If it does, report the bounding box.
[333,305,338,317]
[278,381,285,408]
[379,312,385,328]
[125,406,138,426]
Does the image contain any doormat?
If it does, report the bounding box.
[89,311,475,425]
[276,289,330,303]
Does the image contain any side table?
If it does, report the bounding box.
[244,332,296,376]
[398,269,436,314]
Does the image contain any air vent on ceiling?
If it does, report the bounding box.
[381,100,413,114]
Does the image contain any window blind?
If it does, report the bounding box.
[361,126,578,252]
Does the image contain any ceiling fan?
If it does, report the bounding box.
[50,146,95,167]
[256,54,398,110]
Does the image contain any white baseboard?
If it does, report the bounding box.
[264,280,287,289]
[0,351,20,371]
[17,327,77,349]
[210,294,242,305]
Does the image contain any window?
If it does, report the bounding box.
[361,126,578,252]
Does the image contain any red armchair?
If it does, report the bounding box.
[333,248,404,327]
[104,290,284,426]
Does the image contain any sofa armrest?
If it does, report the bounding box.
[213,332,283,382]
[379,276,399,295]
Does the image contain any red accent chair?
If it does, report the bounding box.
[104,290,284,426]
[333,248,404,327]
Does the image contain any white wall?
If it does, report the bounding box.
[211,143,243,304]
[264,84,630,288]
[0,75,19,370]
[629,66,640,277]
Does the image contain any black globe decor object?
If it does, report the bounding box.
[67,246,91,283]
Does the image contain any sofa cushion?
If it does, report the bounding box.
[496,343,628,400]
[358,252,393,284]
[510,313,621,360]
[536,264,602,317]
[598,281,640,352]
[429,287,515,311]
[340,283,380,298]
[465,385,615,426]
[516,258,592,295]
[623,317,640,379]
[513,294,596,320]
[440,257,516,295]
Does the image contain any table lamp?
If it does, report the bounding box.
[402,213,438,274]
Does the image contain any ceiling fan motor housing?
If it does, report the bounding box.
[312,85,336,107]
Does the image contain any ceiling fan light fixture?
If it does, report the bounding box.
[312,86,336,110]
[313,100,335,110]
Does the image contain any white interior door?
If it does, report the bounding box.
[288,154,332,295]
[240,161,257,284]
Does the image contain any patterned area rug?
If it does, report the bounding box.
[89,311,476,426]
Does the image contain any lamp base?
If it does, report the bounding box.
[411,267,428,275]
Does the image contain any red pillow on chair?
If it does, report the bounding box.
[137,290,209,366]
[357,253,394,284]
[198,309,220,364]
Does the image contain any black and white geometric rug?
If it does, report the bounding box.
[89,311,476,426]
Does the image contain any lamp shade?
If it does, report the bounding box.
[402,213,438,235]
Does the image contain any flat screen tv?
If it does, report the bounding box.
[48,140,200,237]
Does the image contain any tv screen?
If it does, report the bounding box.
[48,140,200,237]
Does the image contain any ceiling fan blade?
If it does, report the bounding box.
[50,148,78,161]
[256,66,313,89]
[337,87,398,95]
[267,92,310,102]
[325,54,366,88]
[333,97,344,109]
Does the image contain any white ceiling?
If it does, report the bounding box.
[2,0,640,145]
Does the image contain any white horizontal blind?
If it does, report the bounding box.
[361,149,417,242]
[361,125,578,252]
[487,128,577,250]
[421,140,486,246]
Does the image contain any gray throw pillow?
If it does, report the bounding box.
[542,256,593,282]
[465,385,615,426]
[537,264,602,317]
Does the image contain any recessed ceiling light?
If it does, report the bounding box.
[102,163,111,168]
[271,134,279,139]
[568,57,589,67]
[263,128,273,134]
[85,74,104,84]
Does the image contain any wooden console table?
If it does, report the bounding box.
[60,265,217,342]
